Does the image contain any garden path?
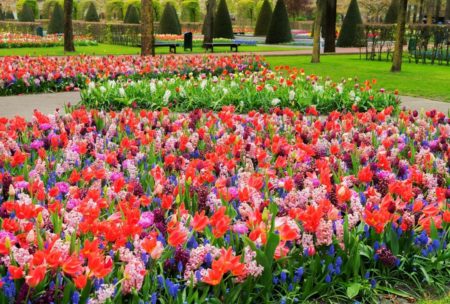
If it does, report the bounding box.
[0,92,448,120]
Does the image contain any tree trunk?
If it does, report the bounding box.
[323,0,336,53]
[64,0,75,52]
[141,0,154,56]
[203,0,216,46]
[311,0,324,63]
[446,0,450,19]
[413,4,418,22]
[391,0,408,72]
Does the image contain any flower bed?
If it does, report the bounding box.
[0,33,98,49]
[0,106,449,303]
[81,67,398,113]
[0,55,265,96]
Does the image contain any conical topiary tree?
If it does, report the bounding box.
[254,0,272,36]
[336,0,364,47]
[159,3,181,34]
[47,3,64,34]
[124,4,140,23]
[6,11,15,20]
[85,2,100,21]
[385,0,399,23]
[214,0,234,39]
[265,0,291,44]
[19,3,35,22]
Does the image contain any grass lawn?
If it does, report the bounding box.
[0,43,303,57]
[265,55,450,102]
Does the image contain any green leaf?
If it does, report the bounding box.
[346,282,361,299]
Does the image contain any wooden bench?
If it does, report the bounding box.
[154,42,180,54]
[204,42,241,53]
[138,42,180,53]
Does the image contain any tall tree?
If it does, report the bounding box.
[64,0,75,52]
[311,0,324,63]
[203,0,216,46]
[435,0,441,18]
[426,0,434,23]
[391,0,408,72]
[141,0,155,56]
[323,0,336,53]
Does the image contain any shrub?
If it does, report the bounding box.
[124,4,140,24]
[159,3,181,35]
[336,0,365,47]
[17,0,39,19]
[5,11,15,20]
[265,0,292,44]
[385,0,399,23]
[214,0,234,39]
[42,0,60,19]
[47,3,64,34]
[254,0,272,36]
[19,3,36,22]
[0,7,4,20]
[85,2,100,22]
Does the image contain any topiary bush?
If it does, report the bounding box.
[19,3,36,22]
[254,0,272,36]
[0,7,4,20]
[124,4,140,24]
[181,0,201,22]
[265,0,291,44]
[385,0,399,23]
[159,2,181,35]
[214,0,234,39]
[5,11,15,20]
[47,2,64,34]
[336,0,365,47]
[85,2,100,22]
[17,0,39,19]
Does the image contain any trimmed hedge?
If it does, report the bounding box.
[47,2,64,34]
[214,0,234,39]
[336,0,364,47]
[385,0,399,23]
[124,5,140,24]
[159,3,181,35]
[19,4,36,22]
[85,2,100,22]
[265,0,291,44]
[254,0,272,36]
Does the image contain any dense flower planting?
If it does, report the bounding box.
[81,67,398,113]
[0,33,97,49]
[0,106,448,303]
[0,55,264,96]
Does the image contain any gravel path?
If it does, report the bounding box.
[0,91,448,120]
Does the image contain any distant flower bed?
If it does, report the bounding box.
[81,66,399,113]
[0,33,98,48]
[0,107,449,303]
[0,55,265,96]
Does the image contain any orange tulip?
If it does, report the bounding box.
[26,265,46,287]
[191,211,209,232]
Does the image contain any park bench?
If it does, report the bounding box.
[154,42,180,54]
[204,42,241,53]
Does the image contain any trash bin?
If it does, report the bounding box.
[36,26,44,37]
[184,32,193,52]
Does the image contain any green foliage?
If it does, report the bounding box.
[47,2,64,34]
[85,2,100,22]
[17,0,39,19]
[19,3,36,22]
[181,0,200,22]
[254,0,272,36]
[5,11,15,20]
[0,7,4,20]
[106,0,124,20]
[385,0,399,23]
[42,0,61,19]
[214,0,234,39]
[237,0,256,23]
[336,0,365,47]
[124,5,140,24]
[159,2,181,35]
[265,0,292,44]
